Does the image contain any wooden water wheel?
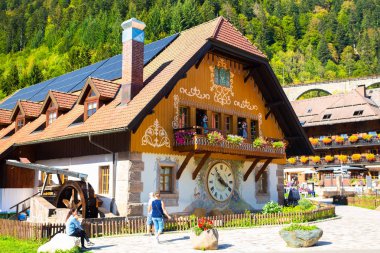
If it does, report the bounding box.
[55,180,98,218]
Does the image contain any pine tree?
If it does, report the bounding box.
[317,38,331,65]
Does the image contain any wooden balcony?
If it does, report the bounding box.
[312,138,380,150]
[173,127,285,159]
[286,155,380,168]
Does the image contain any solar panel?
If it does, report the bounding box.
[0,33,179,109]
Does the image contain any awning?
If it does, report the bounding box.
[6,160,88,181]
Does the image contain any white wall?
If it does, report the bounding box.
[36,154,114,210]
[0,188,35,212]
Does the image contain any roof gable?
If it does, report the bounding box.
[10,100,42,121]
[77,77,120,104]
[40,90,78,114]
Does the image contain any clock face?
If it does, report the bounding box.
[207,163,234,202]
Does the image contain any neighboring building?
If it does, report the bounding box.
[287,86,380,187]
[0,17,311,216]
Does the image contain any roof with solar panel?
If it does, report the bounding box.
[0,33,178,110]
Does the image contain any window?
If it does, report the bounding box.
[160,166,173,193]
[257,171,268,194]
[225,115,232,134]
[353,110,364,116]
[250,120,258,139]
[99,166,110,194]
[306,107,312,113]
[48,111,57,125]
[237,117,247,138]
[16,118,24,131]
[214,67,231,87]
[322,114,331,120]
[88,89,96,97]
[179,106,190,128]
[87,101,97,117]
[211,112,221,129]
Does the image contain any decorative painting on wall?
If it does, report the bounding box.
[142,119,170,148]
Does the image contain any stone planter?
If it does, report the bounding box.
[279,228,323,248]
[190,228,219,250]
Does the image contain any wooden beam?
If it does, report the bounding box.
[41,173,49,195]
[195,55,206,69]
[255,158,273,182]
[244,70,253,83]
[176,152,194,180]
[265,101,283,108]
[192,152,211,180]
[243,158,261,181]
[265,109,272,120]
[57,174,63,185]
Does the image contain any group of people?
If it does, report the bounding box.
[64,191,172,250]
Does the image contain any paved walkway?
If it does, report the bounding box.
[90,203,380,253]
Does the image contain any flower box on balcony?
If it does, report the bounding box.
[338,155,348,163]
[288,157,297,165]
[335,136,344,144]
[363,134,373,142]
[366,153,376,162]
[349,135,358,143]
[300,156,309,164]
[309,138,319,146]
[351,154,361,162]
[324,155,334,163]
[322,137,332,145]
[311,156,321,164]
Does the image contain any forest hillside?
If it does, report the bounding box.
[0,0,379,99]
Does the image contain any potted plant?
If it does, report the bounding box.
[351,153,361,162]
[279,224,323,248]
[309,138,319,146]
[324,155,334,163]
[207,131,224,144]
[311,156,320,164]
[366,153,376,162]
[338,155,348,163]
[175,131,195,145]
[287,157,297,165]
[349,135,358,143]
[300,156,309,164]
[190,218,218,250]
[335,136,344,144]
[363,134,373,142]
[226,134,244,145]
[253,137,266,148]
[322,137,332,145]
[272,140,285,149]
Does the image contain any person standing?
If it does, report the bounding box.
[146,192,155,235]
[148,192,172,243]
[65,208,94,250]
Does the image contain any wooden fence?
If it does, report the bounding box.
[0,219,65,240]
[0,205,335,240]
[347,197,380,209]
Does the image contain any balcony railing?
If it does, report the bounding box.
[173,127,285,159]
[313,138,380,149]
[286,154,380,167]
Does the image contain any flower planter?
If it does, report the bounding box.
[279,228,323,248]
[190,228,219,250]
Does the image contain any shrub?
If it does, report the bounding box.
[287,157,297,164]
[262,201,282,214]
[253,137,266,148]
[272,140,285,149]
[226,134,244,145]
[349,135,358,143]
[300,156,309,164]
[298,199,313,210]
[351,154,361,161]
[207,131,224,144]
[282,224,318,231]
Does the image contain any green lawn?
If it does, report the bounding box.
[0,236,83,253]
[0,236,44,253]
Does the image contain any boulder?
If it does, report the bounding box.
[192,208,207,217]
[190,228,218,250]
[37,233,80,253]
[208,209,223,216]
[279,228,323,248]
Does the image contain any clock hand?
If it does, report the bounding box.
[215,171,229,188]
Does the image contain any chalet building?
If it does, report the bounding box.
[0,17,311,218]
[287,86,380,187]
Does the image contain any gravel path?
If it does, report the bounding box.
[90,203,380,253]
